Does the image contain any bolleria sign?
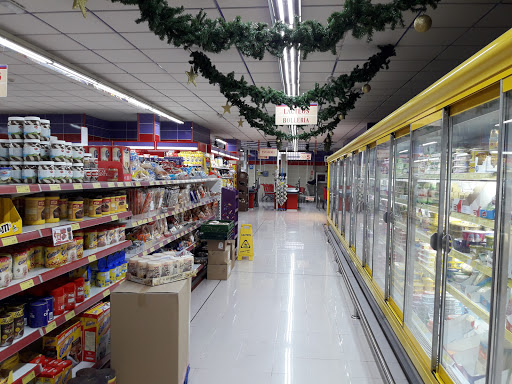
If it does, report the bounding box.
[275,104,318,125]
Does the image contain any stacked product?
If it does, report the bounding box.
[0,117,86,184]
[237,171,248,211]
[200,220,236,280]
[127,250,195,285]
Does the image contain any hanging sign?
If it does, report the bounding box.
[259,148,278,159]
[0,65,7,97]
[275,104,318,125]
[52,225,74,246]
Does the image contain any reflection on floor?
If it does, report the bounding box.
[189,202,385,384]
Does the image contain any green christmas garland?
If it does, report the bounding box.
[110,0,441,140]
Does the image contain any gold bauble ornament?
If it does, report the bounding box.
[338,114,345,120]
[185,66,199,87]
[237,118,244,127]
[73,0,88,18]
[222,101,232,114]
[414,14,432,33]
[362,84,371,93]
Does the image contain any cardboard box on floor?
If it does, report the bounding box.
[208,263,231,280]
[111,279,191,384]
[206,240,229,251]
[208,248,231,265]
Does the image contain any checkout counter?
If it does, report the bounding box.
[285,187,300,210]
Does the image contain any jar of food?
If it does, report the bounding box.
[96,269,110,287]
[88,198,102,217]
[65,162,73,183]
[11,248,28,280]
[44,195,60,223]
[50,141,66,162]
[65,142,72,162]
[68,198,84,222]
[0,139,10,161]
[8,117,24,139]
[64,283,76,310]
[83,153,92,169]
[42,296,54,322]
[91,169,99,182]
[84,169,92,183]
[40,119,51,142]
[0,312,14,347]
[102,196,111,215]
[8,139,23,162]
[25,196,45,225]
[117,194,127,212]
[54,162,67,183]
[30,244,44,268]
[8,305,24,339]
[66,240,77,262]
[0,166,10,184]
[24,116,41,140]
[51,287,66,316]
[44,243,63,268]
[23,139,41,162]
[9,162,22,184]
[0,254,12,287]
[84,229,97,250]
[110,195,118,213]
[72,144,84,163]
[117,224,126,241]
[72,163,84,183]
[28,300,48,328]
[74,278,85,303]
[75,236,83,259]
[40,142,50,161]
[106,226,115,245]
[38,162,55,184]
[97,229,107,247]
[22,162,38,184]
[58,197,68,220]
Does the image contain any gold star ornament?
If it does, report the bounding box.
[186,66,198,87]
[222,101,232,114]
[238,118,244,127]
[73,0,88,18]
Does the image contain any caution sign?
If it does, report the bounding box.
[238,224,253,260]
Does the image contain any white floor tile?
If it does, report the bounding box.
[190,204,385,383]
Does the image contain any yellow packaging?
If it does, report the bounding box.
[75,236,84,259]
[113,196,121,213]
[44,244,63,268]
[117,195,126,212]
[110,196,118,214]
[96,271,109,288]
[102,197,111,216]
[84,230,97,250]
[44,196,60,223]
[26,245,34,270]
[25,196,45,225]
[42,321,82,361]
[88,198,102,218]
[58,198,68,220]
[68,199,84,222]
[31,245,44,268]
[80,303,110,362]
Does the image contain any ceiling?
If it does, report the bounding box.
[0,0,509,150]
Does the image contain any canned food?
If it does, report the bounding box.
[25,196,46,225]
[44,195,60,223]
[0,312,14,347]
[68,198,84,222]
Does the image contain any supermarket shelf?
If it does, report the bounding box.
[0,240,131,301]
[126,197,219,228]
[11,363,42,384]
[128,216,214,259]
[415,173,496,181]
[0,178,220,196]
[0,279,125,362]
[72,353,111,378]
[450,211,494,228]
[0,211,132,247]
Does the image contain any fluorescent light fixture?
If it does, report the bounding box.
[399,149,408,153]
[157,144,198,151]
[0,34,184,124]
[127,145,155,150]
[422,141,437,146]
[0,1,25,14]
[0,36,51,64]
[216,138,227,146]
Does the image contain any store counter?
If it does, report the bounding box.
[286,188,299,210]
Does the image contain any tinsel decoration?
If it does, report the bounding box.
[276,182,288,209]
[276,138,282,151]
[414,14,432,32]
[324,134,333,152]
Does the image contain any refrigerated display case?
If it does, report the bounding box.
[324,30,512,384]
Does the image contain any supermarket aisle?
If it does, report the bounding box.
[189,203,385,384]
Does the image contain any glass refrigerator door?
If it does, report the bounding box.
[372,140,391,292]
[441,99,500,383]
[355,151,366,260]
[329,163,336,221]
[404,119,443,358]
[338,159,345,234]
[345,157,353,242]
[334,161,340,228]
[390,134,410,313]
[366,147,377,271]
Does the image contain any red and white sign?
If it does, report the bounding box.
[0,65,7,98]
[275,104,318,125]
[52,225,74,246]
[259,148,278,159]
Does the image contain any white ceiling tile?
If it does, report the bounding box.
[68,33,134,50]
[142,49,192,63]
[94,10,150,33]
[120,33,171,50]
[132,73,176,83]
[94,49,151,63]
[84,63,127,74]
[114,62,165,74]
[36,12,113,34]
[431,3,495,28]
[101,73,140,82]
[220,7,271,24]
[0,14,58,35]
[81,0,139,11]
[8,64,49,75]
[301,61,335,73]
[216,0,267,7]
[454,27,509,46]
[252,72,281,84]
[50,50,108,64]
[20,34,85,51]
[302,5,343,24]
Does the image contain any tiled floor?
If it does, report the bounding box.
[189,203,385,384]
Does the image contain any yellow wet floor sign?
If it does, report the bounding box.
[238,224,253,260]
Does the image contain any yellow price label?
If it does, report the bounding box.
[73,183,82,189]
[50,185,61,191]
[20,279,34,291]
[103,289,110,298]
[88,255,97,263]
[92,183,101,188]
[108,182,115,187]
[135,182,141,187]
[16,185,30,193]
[22,370,36,384]
[45,321,57,333]
[2,236,18,246]
[65,310,75,321]
[111,215,118,221]
[71,223,80,230]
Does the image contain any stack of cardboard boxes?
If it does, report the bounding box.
[238,171,249,211]
[207,239,237,280]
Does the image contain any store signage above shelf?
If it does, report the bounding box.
[259,148,278,159]
[275,104,318,125]
[0,65,7,97]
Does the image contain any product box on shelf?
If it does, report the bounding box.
[126,270,195,287]
[80,302,111,363]
[208,263,232,280]
[42,320,82,363]
[97,161,132,182]
[0,198,22,238]
[111,279,191,384]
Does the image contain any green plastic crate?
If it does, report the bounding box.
[199,229,234,240]
[200,220,235,234]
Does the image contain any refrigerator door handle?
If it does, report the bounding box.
[430,232,439,251]
[383,211,389,223]
[442,234,452,254]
